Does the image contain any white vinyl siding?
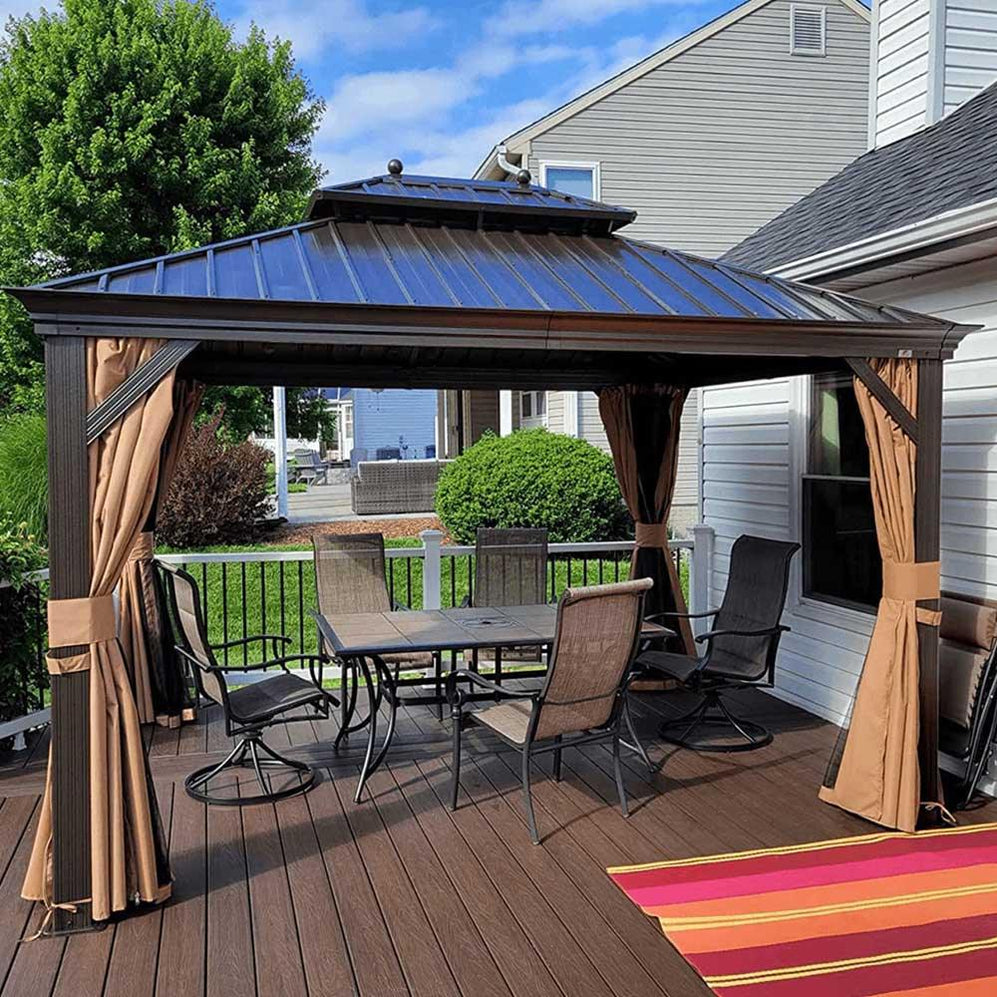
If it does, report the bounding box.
[871,0,932,146]
[699,255,997,726]
[526,0,869,258]
[944,0,997,115]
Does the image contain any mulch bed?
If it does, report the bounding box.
[271,516,450,545]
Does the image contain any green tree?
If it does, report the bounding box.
[0,0,324,412]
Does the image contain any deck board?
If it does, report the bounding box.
[0,689,994,997]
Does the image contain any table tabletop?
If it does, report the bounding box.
[314,604,671,659]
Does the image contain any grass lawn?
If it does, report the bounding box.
[166,537,690,665]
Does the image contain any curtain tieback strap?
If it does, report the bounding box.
[882,559,941,603]
[635,523,668,548]
[47,595,116,647]
[128,531,155,562]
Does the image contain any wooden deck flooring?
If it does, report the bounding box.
[0,688,993,997]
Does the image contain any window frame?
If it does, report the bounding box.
[799,371,879,617]
[519,390,548,428]
[789,4,827,57]
[538,160,601,201]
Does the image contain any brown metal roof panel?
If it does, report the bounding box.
[443,228,550,310]
[373,224,461,307]
[213,243,264,299]
[106,267,157,295]
[297,225,365,303]
[335,221,412,305]
[563,238,680,315]
[161,255,209,297]
[411,227,503,308]
[523,234,631,313]
[257,236,315,301]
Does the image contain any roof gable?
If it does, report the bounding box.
[724,80,997,273]
[475,0,870,176]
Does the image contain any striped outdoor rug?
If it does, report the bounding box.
[608,823,997,996]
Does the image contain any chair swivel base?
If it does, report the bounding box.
[658,691,773,753]
[185,733,316,805]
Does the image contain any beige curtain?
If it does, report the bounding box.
[118,379,203,725]
[819,358,937,832]
[598,384,695,655]
[24,337,175,921]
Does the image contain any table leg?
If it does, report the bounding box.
[362,656,399,788]
[335,656,368,748]
[354,656,380,803]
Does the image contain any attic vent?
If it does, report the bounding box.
[790,5,826,56]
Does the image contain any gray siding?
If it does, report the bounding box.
[944,0,997,114]
[527,0,869,257]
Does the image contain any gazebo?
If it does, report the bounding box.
[8,166,975,934]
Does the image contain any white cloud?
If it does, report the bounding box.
[233,0,440,59]
[484,0,702,38]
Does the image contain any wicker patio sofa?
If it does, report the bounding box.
[350,458,449,514]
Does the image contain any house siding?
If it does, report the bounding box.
[944,0,997,115]
[699,255,997,726]
[526,0,870,257]
[352,388,438,460]
[871,0,932,146]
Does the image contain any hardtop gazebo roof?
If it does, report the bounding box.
[9,169,972,392]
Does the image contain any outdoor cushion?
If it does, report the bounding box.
[471,699,535,744]
[227,673,324,724]
[939,641,989,730]
[939,595,997,651]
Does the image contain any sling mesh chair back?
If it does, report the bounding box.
[937,593,997,809]
[448,577,652,844]
[312,532,437,739]
[160,562,334,805]
[637,534,800,752]
[473,528,549,607]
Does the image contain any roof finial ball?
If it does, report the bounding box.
[516,168,532,187]
[387,158,404,176]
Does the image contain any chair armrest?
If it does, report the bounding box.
[647,610,719,622]
[696,624,788,644]
[446,668,537,701]
[214,634,292,658]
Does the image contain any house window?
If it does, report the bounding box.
[520,390,547,426]
[790,5,826,56]
[541,163,598,200]
[801,372,881,612]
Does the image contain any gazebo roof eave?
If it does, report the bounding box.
[5,287,974,366]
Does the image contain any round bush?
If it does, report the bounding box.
[435,429,630,543]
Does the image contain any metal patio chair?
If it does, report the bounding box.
[160,562,336,806]
[448,577,653,844]
[465,527,551,672]
[312,532,439,739]
[636,534,800,752]
[938,593,997,809]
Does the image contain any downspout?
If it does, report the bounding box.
[496,145,532,186]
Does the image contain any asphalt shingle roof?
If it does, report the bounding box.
[723,81,997,272]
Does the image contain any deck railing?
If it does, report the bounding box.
[1,527,716,746]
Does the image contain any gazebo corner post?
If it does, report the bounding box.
[915,357,944,813]
[44,335,94,934]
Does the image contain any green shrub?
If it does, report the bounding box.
[436,429,630,543]
[158,414,271,549]
[0,517,47,732]
[0,413,47,541]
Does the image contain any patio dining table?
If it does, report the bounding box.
[314,605,671,801]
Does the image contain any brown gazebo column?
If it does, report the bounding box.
[915,358,943,811]
[45,336,92,933]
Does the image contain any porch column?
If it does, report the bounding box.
[499,390,514,436]
[914,358,943,809]
[45,336,92,933]
[273,385,289,519]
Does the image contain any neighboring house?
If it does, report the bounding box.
[708,0,997,786]
[351,388,438,462]
[450,0,873,533]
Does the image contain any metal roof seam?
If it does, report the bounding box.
[290,229,320,302]
[435,226,506,309]
[477,230,554,310]
[542,232,632,312]
[573,235,675,316]
[365,221,415,306]
[206,249,216,297]
[622,243,720,318]
[404,223,463,308]
[325,221,367,304]
[507,231,596,312]
[153,260,164,296]
[250,239,270,300]
[712,261,807,322]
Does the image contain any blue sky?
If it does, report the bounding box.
[207,0,744,184]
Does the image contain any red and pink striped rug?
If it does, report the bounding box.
[608,822,997,996]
